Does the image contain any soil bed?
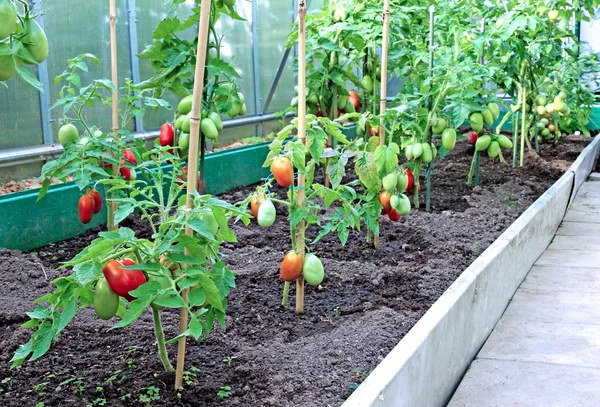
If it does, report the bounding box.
[0,136,590,407]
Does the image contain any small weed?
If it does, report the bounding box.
[139,386,160,405]
[241,136,264,145]
[217,385,232,398]
[59,377,85,394]
[0,377,12,393]
[106,369,124,385]
[333,306,340,314]
[473,242,479,256]
[90,398,107,406]
[183,366,200,386]
[35,403,44,407]
[223,356,237,367]
[119,393,132,401]
[348,369,368,394]
[33,381,49,398]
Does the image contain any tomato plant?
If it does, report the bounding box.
[13,151,251,371]
[0,0,49,90]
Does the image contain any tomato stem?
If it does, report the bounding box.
[152,307,175,372]
[281,281,290,307]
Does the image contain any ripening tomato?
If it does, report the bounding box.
[78,194,95,224]
[250,194,264,219]
[159,123,175,147]
[379,191,392,215]
[102,258,147,301]
[271,156,293,187]
[177,166,205,192]
[119,162,137,181]
[407,181,421,195]
[347,91,360,111]
[87,190,102,214]
[388,209,401,222]
[316,108,324,117]
[280,251,303,282]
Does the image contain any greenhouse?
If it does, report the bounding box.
[1,0,600,406]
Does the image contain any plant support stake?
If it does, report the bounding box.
[107,0,119,232]
[374,0,391,249]
[175,0,212,390]
[296,0,307,314]
[425,5,435,212]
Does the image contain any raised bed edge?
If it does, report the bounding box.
[342,134,600,407]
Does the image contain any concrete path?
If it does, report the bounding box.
[448,175,600,407]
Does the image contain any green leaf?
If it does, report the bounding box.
[26,306,50,320]
[114,203,135,224]
[109,296,153,330]
[56,300,77,334]
[15,65,44,92]
[153,295,185,309]
[196,274,224,312]
[374,143,399,177]
[188,288,206,308]
[189,317,203,340]
[167,253,205,265]
[209,262,235,297]
[29,322,55,362]
[153,18,181,39]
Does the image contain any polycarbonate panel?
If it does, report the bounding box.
[217,2,255,117]
[0,68,43,149]
[43,0,133,139]
[136,0,196,131]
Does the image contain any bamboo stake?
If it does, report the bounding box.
[374,0,391,250]
[475,18,484,187]
[175,0,212,389]
[425,5,435,212]
[108,0,119,232]
[295,1,307,314]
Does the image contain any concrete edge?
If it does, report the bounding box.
[568,134,600,204]
[342,169,576,407]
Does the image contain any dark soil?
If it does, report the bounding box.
[0,135,591,407]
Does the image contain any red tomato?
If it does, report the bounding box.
[102,258,147,301]
[271,156,293,187]
[123,149,137,164]
[379,191,392,215]
[159,123,175,147]
[348,91,360,111]
[406,168,414,191]
[78,194,95,224]
[88,190,102,214]
[280,251,303,282]
[470,132,478,145]
[388,209,401,222]
[316,108,324,117]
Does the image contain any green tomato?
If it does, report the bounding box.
[487,141,500,158]
[536,105,546,115]
[199,209,219,236]
[382,172,398,191]
[396,194,411,216]
[208,112,223,131]
[178,132,190,151]
[361,75,374,93]
[94,277,119,320]
[431,117,446,134]
[201,117,219,140]
[536,95,547,106]
[411,143,423,159]
[441,128,457,151]
[396,171,408,192]
[0,0,16,40]
[475,135,491,151]
[228,99,242,118]
[390,194,401,210]
[224,0,236,6]
[487,103,500,121]
[481,109,493,126]
[548,10,559,21]
[0,53,17,81]
[150,274,172,311]
[497,135,513,149]
[257,199,276,228]
[178,95,193,115]
[421,143,432,164]
[58,123,79,146]
[303,254,325,286]
[181,114,191,133]
[21,18,48,64]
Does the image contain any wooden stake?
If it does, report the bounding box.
[295,1,307,314]
[373,0,391,250]
[108,0,119,232]
[175,0,212,389]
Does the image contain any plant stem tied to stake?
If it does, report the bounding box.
[175,0,212,390]
[296,1,307,313]
[374,0,391,249]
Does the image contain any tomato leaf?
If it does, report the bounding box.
[153,295,185,309]
[109,296,154,330]
[15,65,43,93]
[188,288,206,307]
[196,274,224,312]
[209,262,235,297]
[189,318,203,340]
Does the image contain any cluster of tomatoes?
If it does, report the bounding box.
[378,168,415,222]
[94,258,147,320]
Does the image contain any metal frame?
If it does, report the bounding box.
[2,1,308,169]
[125,0,144,133]
[32,0,53,145]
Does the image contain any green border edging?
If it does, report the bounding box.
[0,143,271,251]
[0,125,358,252]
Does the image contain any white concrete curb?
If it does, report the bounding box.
[342,138,600,407]
[569,134,600,204]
